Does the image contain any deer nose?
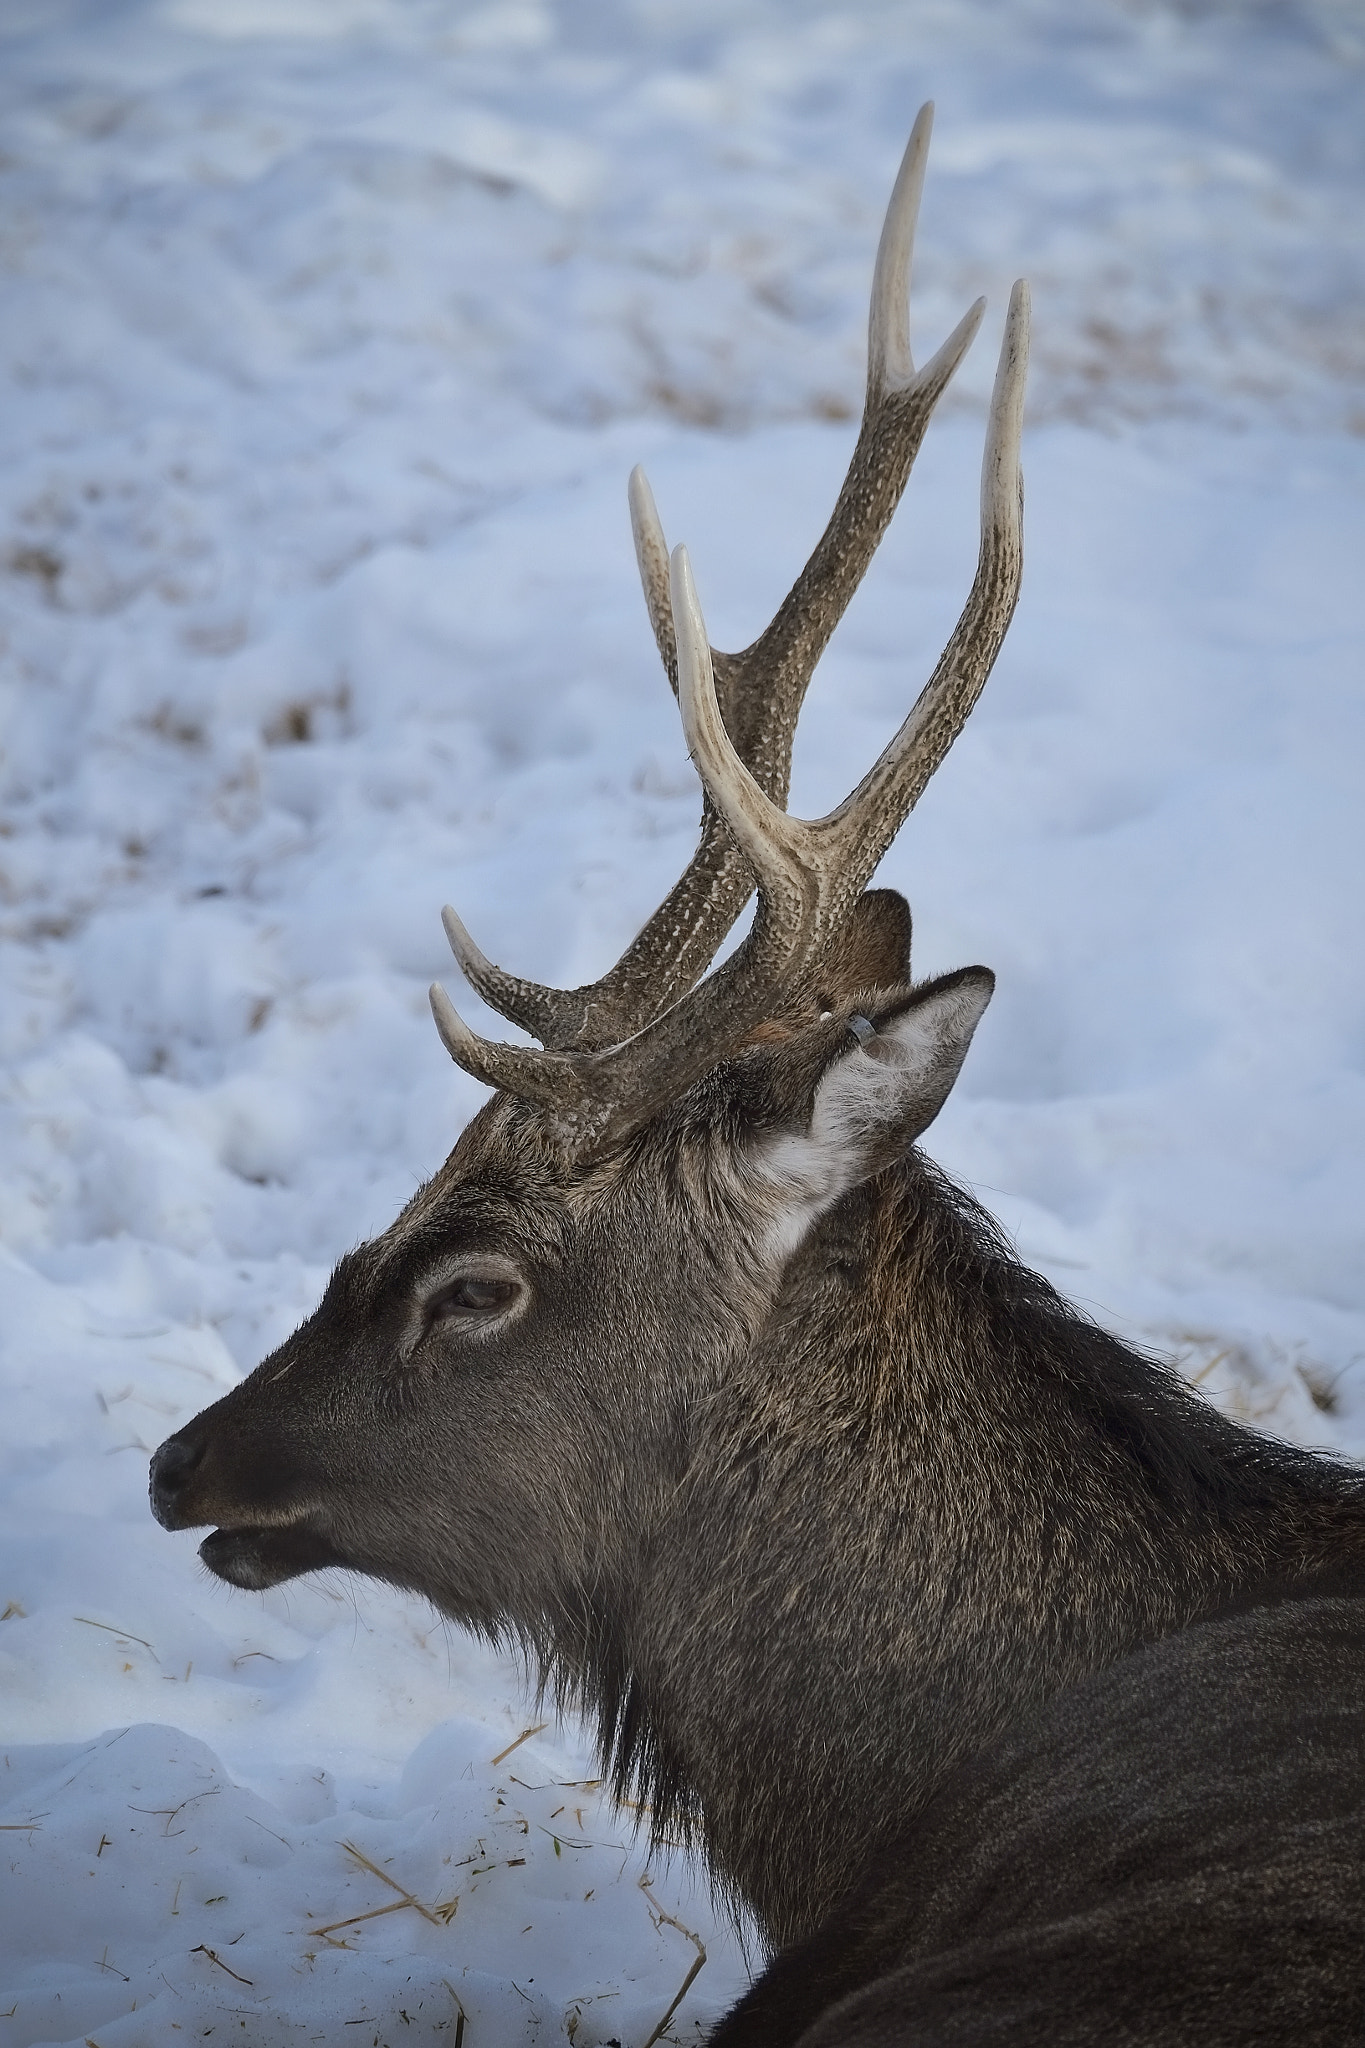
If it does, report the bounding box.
[149,1431,207,1529]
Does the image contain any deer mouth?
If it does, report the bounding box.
[200,1521,345,1591]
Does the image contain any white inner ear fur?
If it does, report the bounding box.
[752,974,993,1267]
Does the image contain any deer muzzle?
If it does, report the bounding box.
[150,1418,343,1590]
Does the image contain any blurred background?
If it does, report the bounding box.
[1,2,1362,2043]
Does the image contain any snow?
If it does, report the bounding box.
[1,0,1363,2042]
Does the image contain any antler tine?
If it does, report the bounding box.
[672,546,812,921]
[629,465,677,691]
[428,982,592,1114]
[981,279,1030,540]
[867,99,933,398]
[433,905,585,1050]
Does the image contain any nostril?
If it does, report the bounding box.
[153,1435,203,1490]
[149,1433,206,1526]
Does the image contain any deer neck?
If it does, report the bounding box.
[601,1156,1358,1947]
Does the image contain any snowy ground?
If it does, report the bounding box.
[1,2,1363,2043]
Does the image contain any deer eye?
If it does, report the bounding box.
[426,1277,520,1324]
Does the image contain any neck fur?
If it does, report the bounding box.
[548,1156,1365,1946]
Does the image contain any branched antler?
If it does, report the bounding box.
[431,108,1030,1152]
[443,105,982,1053]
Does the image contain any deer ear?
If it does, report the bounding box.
[754,967,994,1253]
[813,889,912,1005]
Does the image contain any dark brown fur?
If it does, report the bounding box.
[150,904,1365,2035]
[710,1595,1365,2046]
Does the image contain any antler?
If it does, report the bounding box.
[431,113,1030,1154]
[441,103,984,1055]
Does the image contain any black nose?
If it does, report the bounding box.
[149,1432,206,1529]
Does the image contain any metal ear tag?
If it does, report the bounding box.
[849,1013,897,1062]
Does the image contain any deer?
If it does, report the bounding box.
[149,107,1364,2045]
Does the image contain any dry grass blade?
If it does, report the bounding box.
[489,1721,548,1767]
[443,1983,468,2047]
[310,1897,413,1944]
[639,1882,707,2048]
[245,1812,289,1848]
[191,1944,253,1987]
[73,1616,158,1658]
[1188,1348,1231,1387]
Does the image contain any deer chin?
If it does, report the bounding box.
[199,1521,345,1591]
